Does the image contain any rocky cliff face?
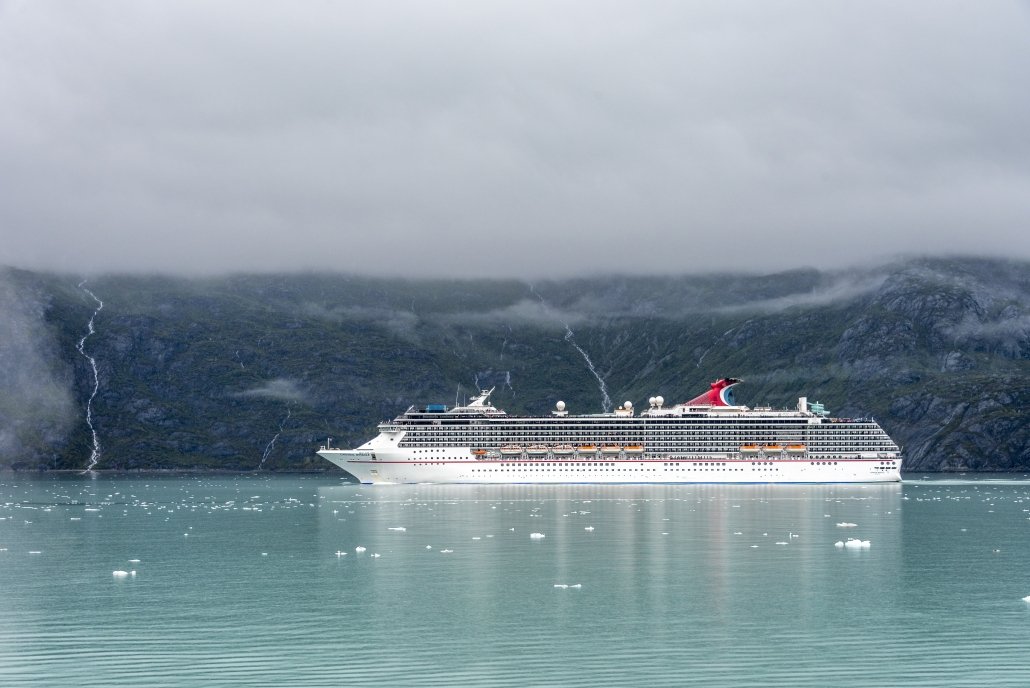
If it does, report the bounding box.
[1,257,1027,472]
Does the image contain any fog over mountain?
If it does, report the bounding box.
[2,2,1029,277]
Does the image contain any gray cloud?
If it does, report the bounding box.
[715,273,889,314]
[437,298,585,329]
[0,272,76,462]
[1,2,1029,277]
[236,378,306,403]
[299,302,421,340]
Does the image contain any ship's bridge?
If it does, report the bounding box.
[400,387,508,421]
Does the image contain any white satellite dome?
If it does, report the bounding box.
[556,400,566,412]
[655,396,664,407]
[623,401,633,410]
[648,396,657,407]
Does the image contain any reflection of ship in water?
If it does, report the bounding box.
[318,379,902,484]
[316,482,902,621]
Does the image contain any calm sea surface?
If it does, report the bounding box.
[2,474,1029,687]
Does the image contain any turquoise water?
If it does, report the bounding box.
[1,474,1029,686]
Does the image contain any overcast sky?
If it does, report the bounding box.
[1,1,1028,278]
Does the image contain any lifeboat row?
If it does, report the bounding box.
[740,444,807,455]
[478,444,645,459]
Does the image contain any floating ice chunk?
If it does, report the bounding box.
[70,517,81,521]
[129,559,141,563]
[584,526,594,532]
[440,549,454,554]
[530,532,545,539]
[570,583,582,589]
[844,539,871,549]
[388,527,406,532]
[1022,596,1030,603]
[472,537,481,540]
[425,545,432,550]
[750,545,759,548]
[835,541,845,548]
[112,570,129,577]
[29,551,42,555]
[371,553,381,558]
[775,542,788,545]
[836,523,858,528]
[355,546,367,553]
[733,532,743,535]
[335,551,346,557]
[554,584,568,589]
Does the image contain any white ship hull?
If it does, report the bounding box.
[318,378,902,485]
[318,448,902,484]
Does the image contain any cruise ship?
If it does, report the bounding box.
[317,378,902,484]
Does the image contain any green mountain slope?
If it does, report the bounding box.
[1,257,1027,471]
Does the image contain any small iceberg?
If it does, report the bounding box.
[335,551,347,557]
[355,546,367,553]
[584,526,594,532]
[1022,596,1030,603]
[834,541,845,548]
[836,522,858,528]
[553,584,568,589]
[425,545,433,550]
[843,539,871,549]
[530,532,545,539]
[112,570,136,578]
[387,527,406,532]
[371,553,381,558]
[440,549,454,554]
